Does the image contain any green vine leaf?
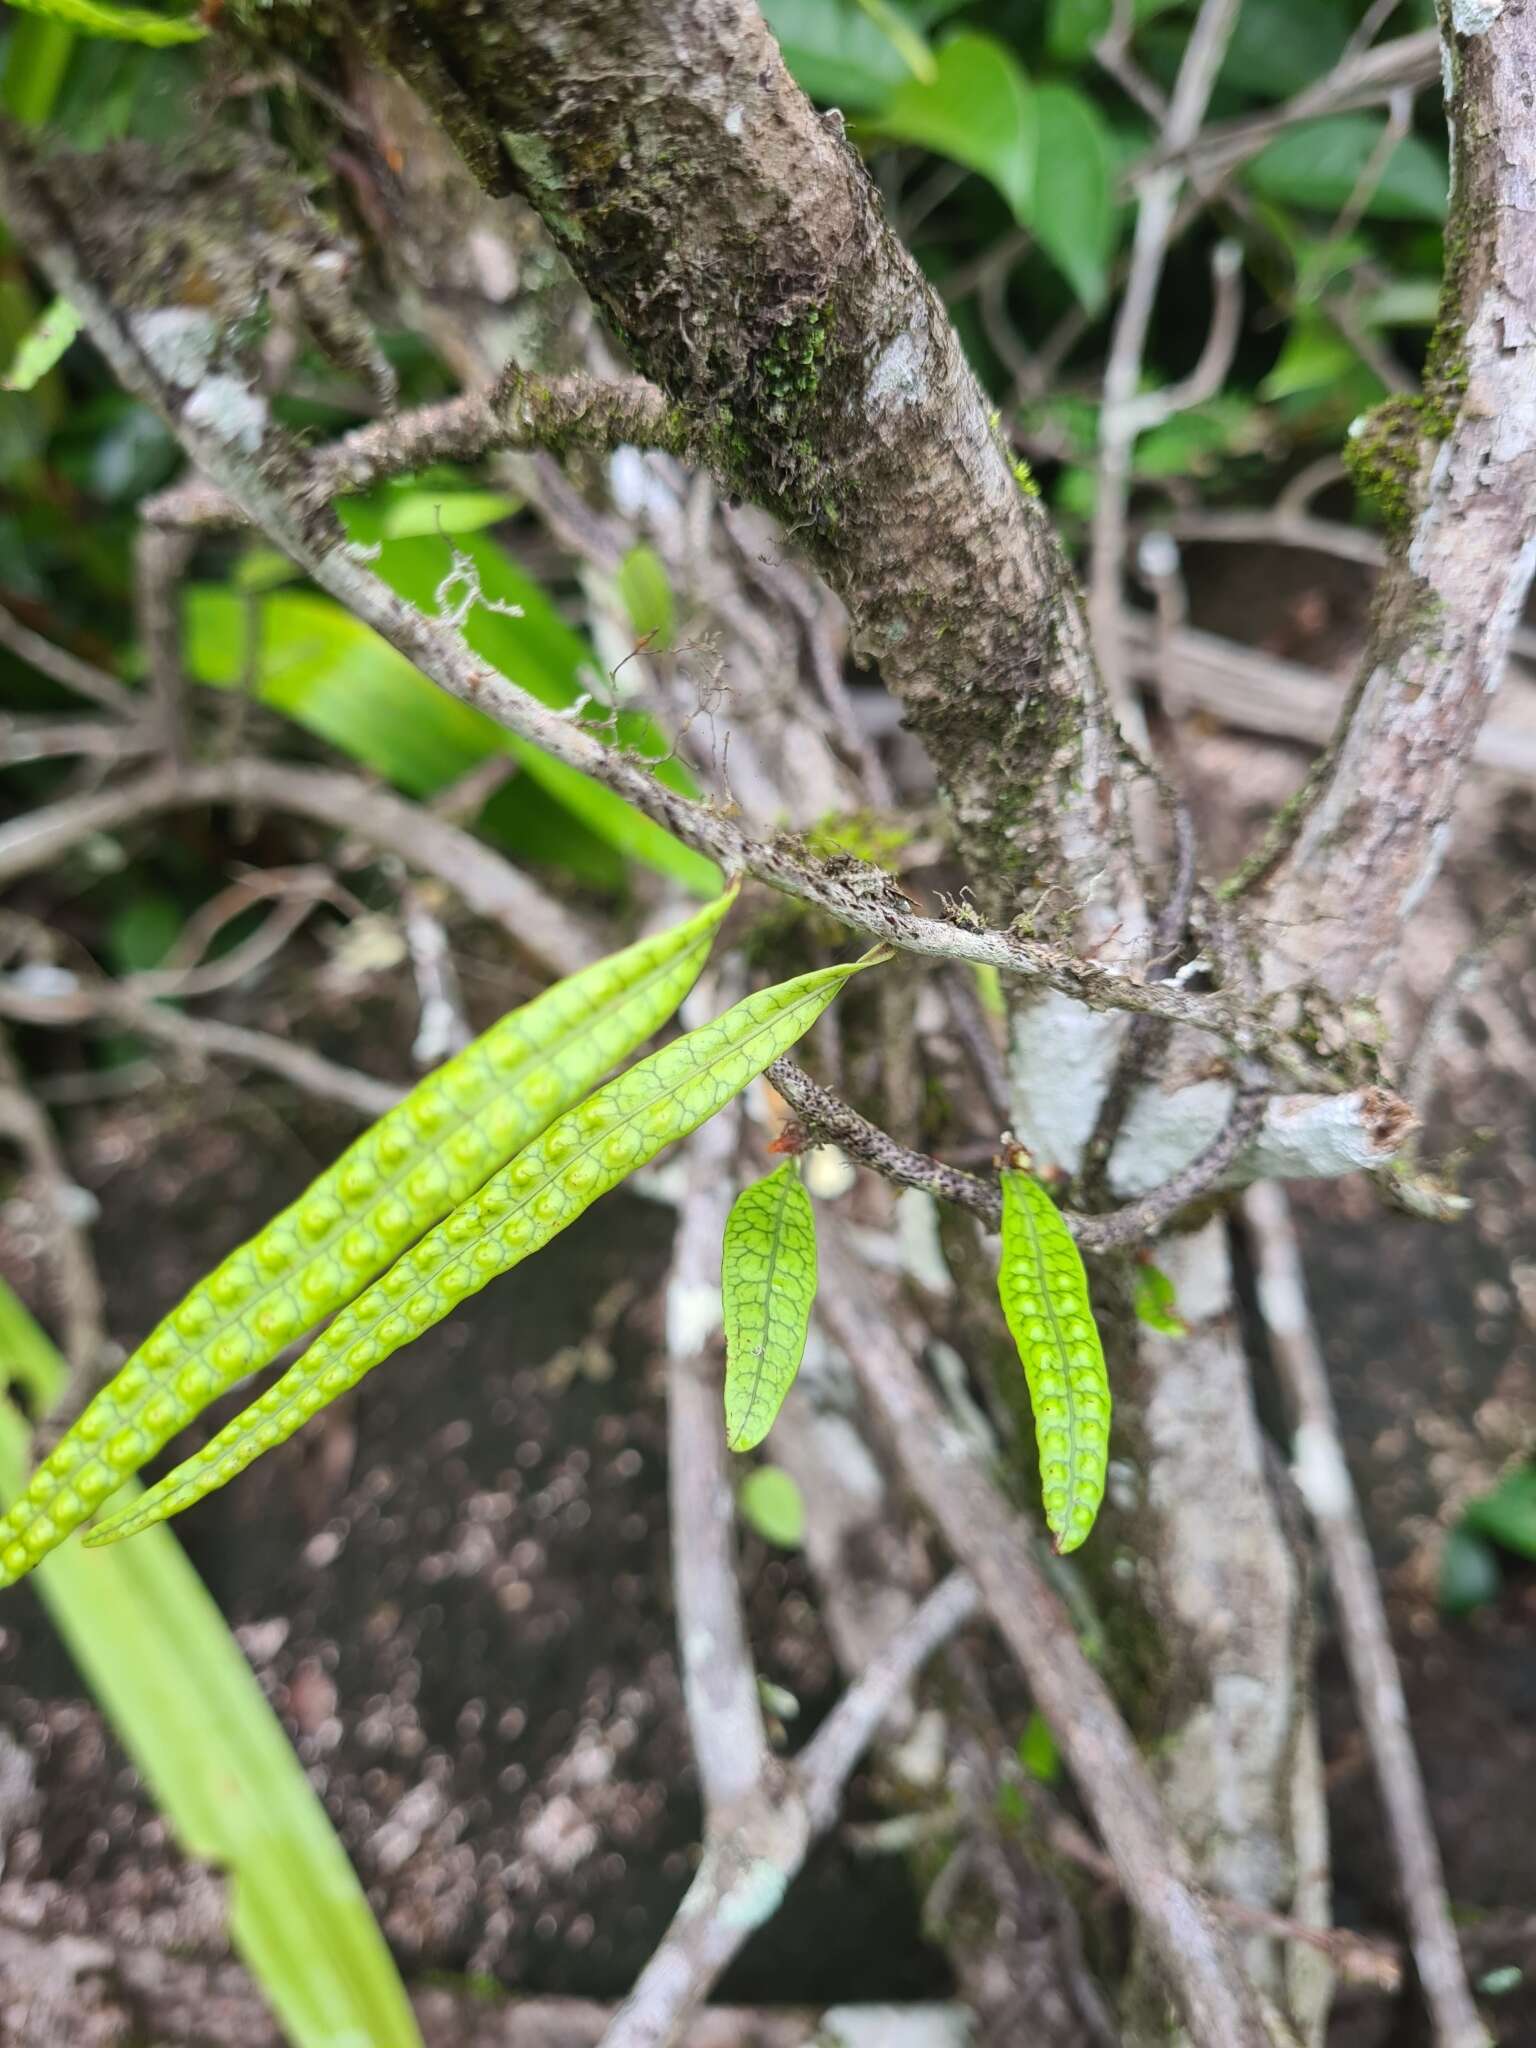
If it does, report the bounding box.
[85,953,883,1547]
[721,1160,817,1452]
[997,1169,1112,1554]
[0,890,737,1588]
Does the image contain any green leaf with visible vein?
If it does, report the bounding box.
[722,1160,817,1452]
[87,952,884,1544]
[997,1169,1111,1554]
[0,1282,420,2048]
[0,891,735,1587]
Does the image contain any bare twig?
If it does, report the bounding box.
[1401,875,1536,1116]
[770,1054,1282,1253]
[0,975,402,1120]
[0,601,139,720]
[0,716,158,765]
[1242,1181,1490,2048]
[0,1034,109,1397]
[144,372,691,532]
[0,756,601,978]
[132,525,196,757]
[1090,0,1244,725]
[797,1572,981,1831]
[600,1570,979,2048]
[1147,29,1439,183]
[399,883,472,1068]
[665,1097,769,1818]
[0,744,1288,1056]
[1117,612,1536,789]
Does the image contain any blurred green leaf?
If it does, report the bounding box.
[1029,83,1115,309]
[1464,1465,1536,1561]
[855,0,934,80]
[183,575,720,895]
[0,12,76,121]
[340,484,520,543]
[761,0,918,110]
[1246,117,1448,222]
[2,0,205,45]
[1047,0,1180,63]
[1360,278,1443,327]
[0,1281,421,2048]
[864,33,1036,222]
[1,294,79,391]
[1019,1710,1061,1783]
[1219,0,1347,101]
[1259,318,1358,400]
[1133,1261,1187,1337]
[616,543,676,650]
[1135,394,1263,477]
[106,890,180,973]
[1439,1524,1501,1616]
[738,1464,807,1548]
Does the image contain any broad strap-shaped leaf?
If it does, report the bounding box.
[0,1281,421,2048]
[88,954,883,1544]
[721,1161,817,1452]
[3,0,207,44]
[0,890,736,1588]
[997,1170,1111,1554]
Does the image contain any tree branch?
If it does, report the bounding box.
[0,755,601,979]
[145,371,690,531]
[1242,1182,1489,2048]
[1254,0,1536,999]
[812,1228,1285,2048]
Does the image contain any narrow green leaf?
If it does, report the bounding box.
[862,33,1036,222]
[1246,117,1447,223]
[1,0,205,45]
[1029,84,1115,311]
[0,891,736,1586]
[0,1283,420,2048]
[88,953,883,1543]
[1463,1465,1536,1562]
[997,1169,1111,1554]
[1259,317,1360,401]
[738,1464,806,1548]
[1018,1709,1061,1784]
[616,543,676,650]
[1438,1524,1501,1616]
[1,293,79,391]
[722,1160,817,1452]
[1132,1260,1187,1337]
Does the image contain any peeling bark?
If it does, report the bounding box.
[1257,0,1536,1001]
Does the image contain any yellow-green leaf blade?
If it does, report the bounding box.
[997,1169,1111,1554]
[89,954,881,1543]
[0,889,735,1588]
[722,1161,817,1452]
[0,1282,420,2048]
[2,0,206,44]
